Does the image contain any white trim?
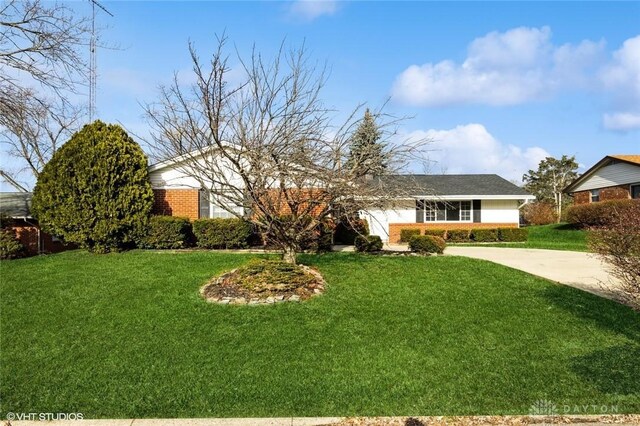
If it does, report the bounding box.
[422,200,473,224]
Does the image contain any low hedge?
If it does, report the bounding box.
[193,218,252,249]
[354,235,383,252]
[446,229,471,242]
[566,200,638,227]
[423,229,447,239]
[141,216,192,249]
[498,227,528,242]
[408,235,446,254]
[0,228,25,260]
[399,228,421,243]
[471,228,499,242]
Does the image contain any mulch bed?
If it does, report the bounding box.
[200,262,326,305]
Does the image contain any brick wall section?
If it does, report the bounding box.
[600,185,631,202]
[8,222,72,256]
[388,222,517,244]
[572,185,630,205]
[152,189,200,221]
[573,191,590,205]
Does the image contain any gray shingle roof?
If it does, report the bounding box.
[372,174,532,196]
[0,192,32,218]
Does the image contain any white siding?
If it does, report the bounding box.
[481,199,519,223]
[573,162,640,192]
[149,157,244,190]
[361,201,415,241]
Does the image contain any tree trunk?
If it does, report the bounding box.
[282,246,297,264]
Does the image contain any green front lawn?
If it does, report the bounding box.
[1,250,638,418]
[456,223,589,251]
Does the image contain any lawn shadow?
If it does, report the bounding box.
[570,342,640,395]
[541,285,640,341]
[543,285,640,395]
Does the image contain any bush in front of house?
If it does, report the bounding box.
[193,218,252,249]
[399,228,421,243]
[566,199,637,228]
[423,229,447,239]
[471,228,500,242]
[354,235,383,252]
[522,201,558,225]
[498,227,528,242]
[141,216,193,249]
[333,216,369,245]
[31,121,154,253]
[446,229,471,242]
[0,228,25,260]
[408,235,446,254]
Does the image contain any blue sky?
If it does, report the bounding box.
[3,1,640,189]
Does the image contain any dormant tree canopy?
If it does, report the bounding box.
[144,36,431,263]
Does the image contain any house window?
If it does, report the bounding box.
[591,189,600,203]
[198,189,210,218]
[199,190,243,219]
[631,184,640,199]
[421,200,472,222]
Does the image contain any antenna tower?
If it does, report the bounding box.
[88,0,113,121]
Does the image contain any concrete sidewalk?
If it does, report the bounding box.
[444,246,622,300]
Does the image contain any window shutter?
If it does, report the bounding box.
[416,200,424,223]
[473,200,481,223]
[199,189,210,219]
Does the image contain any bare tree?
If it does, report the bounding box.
[145,36,430,263]
[1,0,91,178]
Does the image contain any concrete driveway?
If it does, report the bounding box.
[444,246,622,300]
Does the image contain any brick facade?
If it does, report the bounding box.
[388,222,517,244]
[573,185,631,205]
[8,220,72,256]
[152,189,200,221]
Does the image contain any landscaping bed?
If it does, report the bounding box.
[200,259,325,304]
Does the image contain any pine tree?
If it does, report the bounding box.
[31,121,154,253]
[346,109,386,178]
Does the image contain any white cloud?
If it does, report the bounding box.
[406,124,549,182]
[603,112,640,131]
[288,0,338,22]
[391,26,605,107]
[600,35,640,131]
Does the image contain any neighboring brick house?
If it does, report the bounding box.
[564,155,640,205]
[148,153,535,243]
[0,192,71,256]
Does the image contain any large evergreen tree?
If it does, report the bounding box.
[31,121,154,253]
[346,109,386,178]
[522,155,579,222]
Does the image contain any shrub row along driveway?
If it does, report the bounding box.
[444,246,622,300]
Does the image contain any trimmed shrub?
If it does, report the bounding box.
[31,121,154,253]
[399,228,420,243]
[566,200,638,228]
[333,217,369,245]
[354,235,383,252]
[446,229,471,242]
[499,227,528,242]
[471,228,500,242]
[193,218,252,249]
[408,235,446,254]
[0,228,25,260]
[141,216,192,249]
[423,229,447,239]
[522,202,558,225]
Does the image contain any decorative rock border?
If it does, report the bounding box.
[200,264,326,305]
